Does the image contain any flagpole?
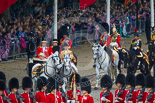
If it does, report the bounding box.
[106,0,110,34]
[54,0,58,39]
[150,0,154,28]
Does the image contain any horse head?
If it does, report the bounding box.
[92,42,100,59]
[47,51,60,67]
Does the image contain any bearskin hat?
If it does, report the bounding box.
[115,74,126,86]
[61,26,69,36]
[47,77,58,93]
[136,74,145,87]
[0,72,6,83]
[100,75,112,89]
[53,46,60,53]
[22,77,33,90]
[80,78,91,94]
[145,75,154,88]
[69,73,81,86]
[37,76,47,90]
[100,22,109,33]
[53,75,64,86]
[126,74,135,87]
[0,80,6,91]
[9,78,19,90]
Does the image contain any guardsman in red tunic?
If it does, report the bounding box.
[67,73,81,103]
[145,75,155,103]
[80,77,94,103]
[20,77,34,103]
[100,75,113,103]
[0,72,10,97]
[8,78,21,103]
[60,27,72,51]
[135,74,147,103]
[111,24,121,48]
[115,74,126,103]
[37,41,49,58]
[49,39,60,56]
[0,80,7,103]
[125,74,137,103]
[35,76,47,103]
[46,76,62,103]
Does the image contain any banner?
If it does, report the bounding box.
[0,0,16,14]
[80,0,97,10]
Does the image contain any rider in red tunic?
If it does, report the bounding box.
[125,74,137,103]
[80,78,94,103]
[100,75,113,103]
[145,75,155,103]
[115,74,126,103]
[67,73,81,102]
[37,41,49,58]
[35,76,47,103]
[135,74,147,103]
[8,78,20,103]
[20,77,34,103]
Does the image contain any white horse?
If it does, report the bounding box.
[31,51,60,93]
[92,43,119,89]
[57,51,78,92]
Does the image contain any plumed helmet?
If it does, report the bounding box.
[80,78,91,94]
[100,75,112,89]
[100,22,109,33]
[115,74,126,86]
[145,75,154,88]
[126,74,135,87]
[135,74,145,87]
[69,73,81,87]
[22,77,33,90]
[47,77,58,93]
[53,75,64,86]
[0,80,6,91]
[53,46,60,53]
[9,78,19,90]
[37,76,47,90]
[0,72,6,83]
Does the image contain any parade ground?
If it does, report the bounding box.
[0,34,154,102]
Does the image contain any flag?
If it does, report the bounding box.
[80,0,97,10]
[124,0,130,6]
[0,0,16,14]
[132,0,138,3]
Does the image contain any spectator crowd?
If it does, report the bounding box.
[0,0,152,61]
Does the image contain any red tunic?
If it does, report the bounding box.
[135,90,147,103]
[67,89,81,102]
[49,46,54,56]
[37,46,49,58]
[125,90,137,103]
[20,92,33,103]
[0,96,5,103]
[3,89,8,97]
[60,38,72,49]
[116,35,121,48]
[145,92,155,103]
[8,93,20,103]
[100,91,113,103]
[46,93,62,103]
[79,94,94,103]
[56,91,63,103]
[35,91,47,103]
[115,89,126,103]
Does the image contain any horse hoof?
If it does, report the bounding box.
[94,87,98,90]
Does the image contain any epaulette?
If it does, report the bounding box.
[47,93,50,95]
[50,46,53,48]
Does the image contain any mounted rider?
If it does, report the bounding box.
[49,39,60,56]
[111,24,121,48]
[37,41,49,58]
[100,22,113,65]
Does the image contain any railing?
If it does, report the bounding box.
[0,18,146,61]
